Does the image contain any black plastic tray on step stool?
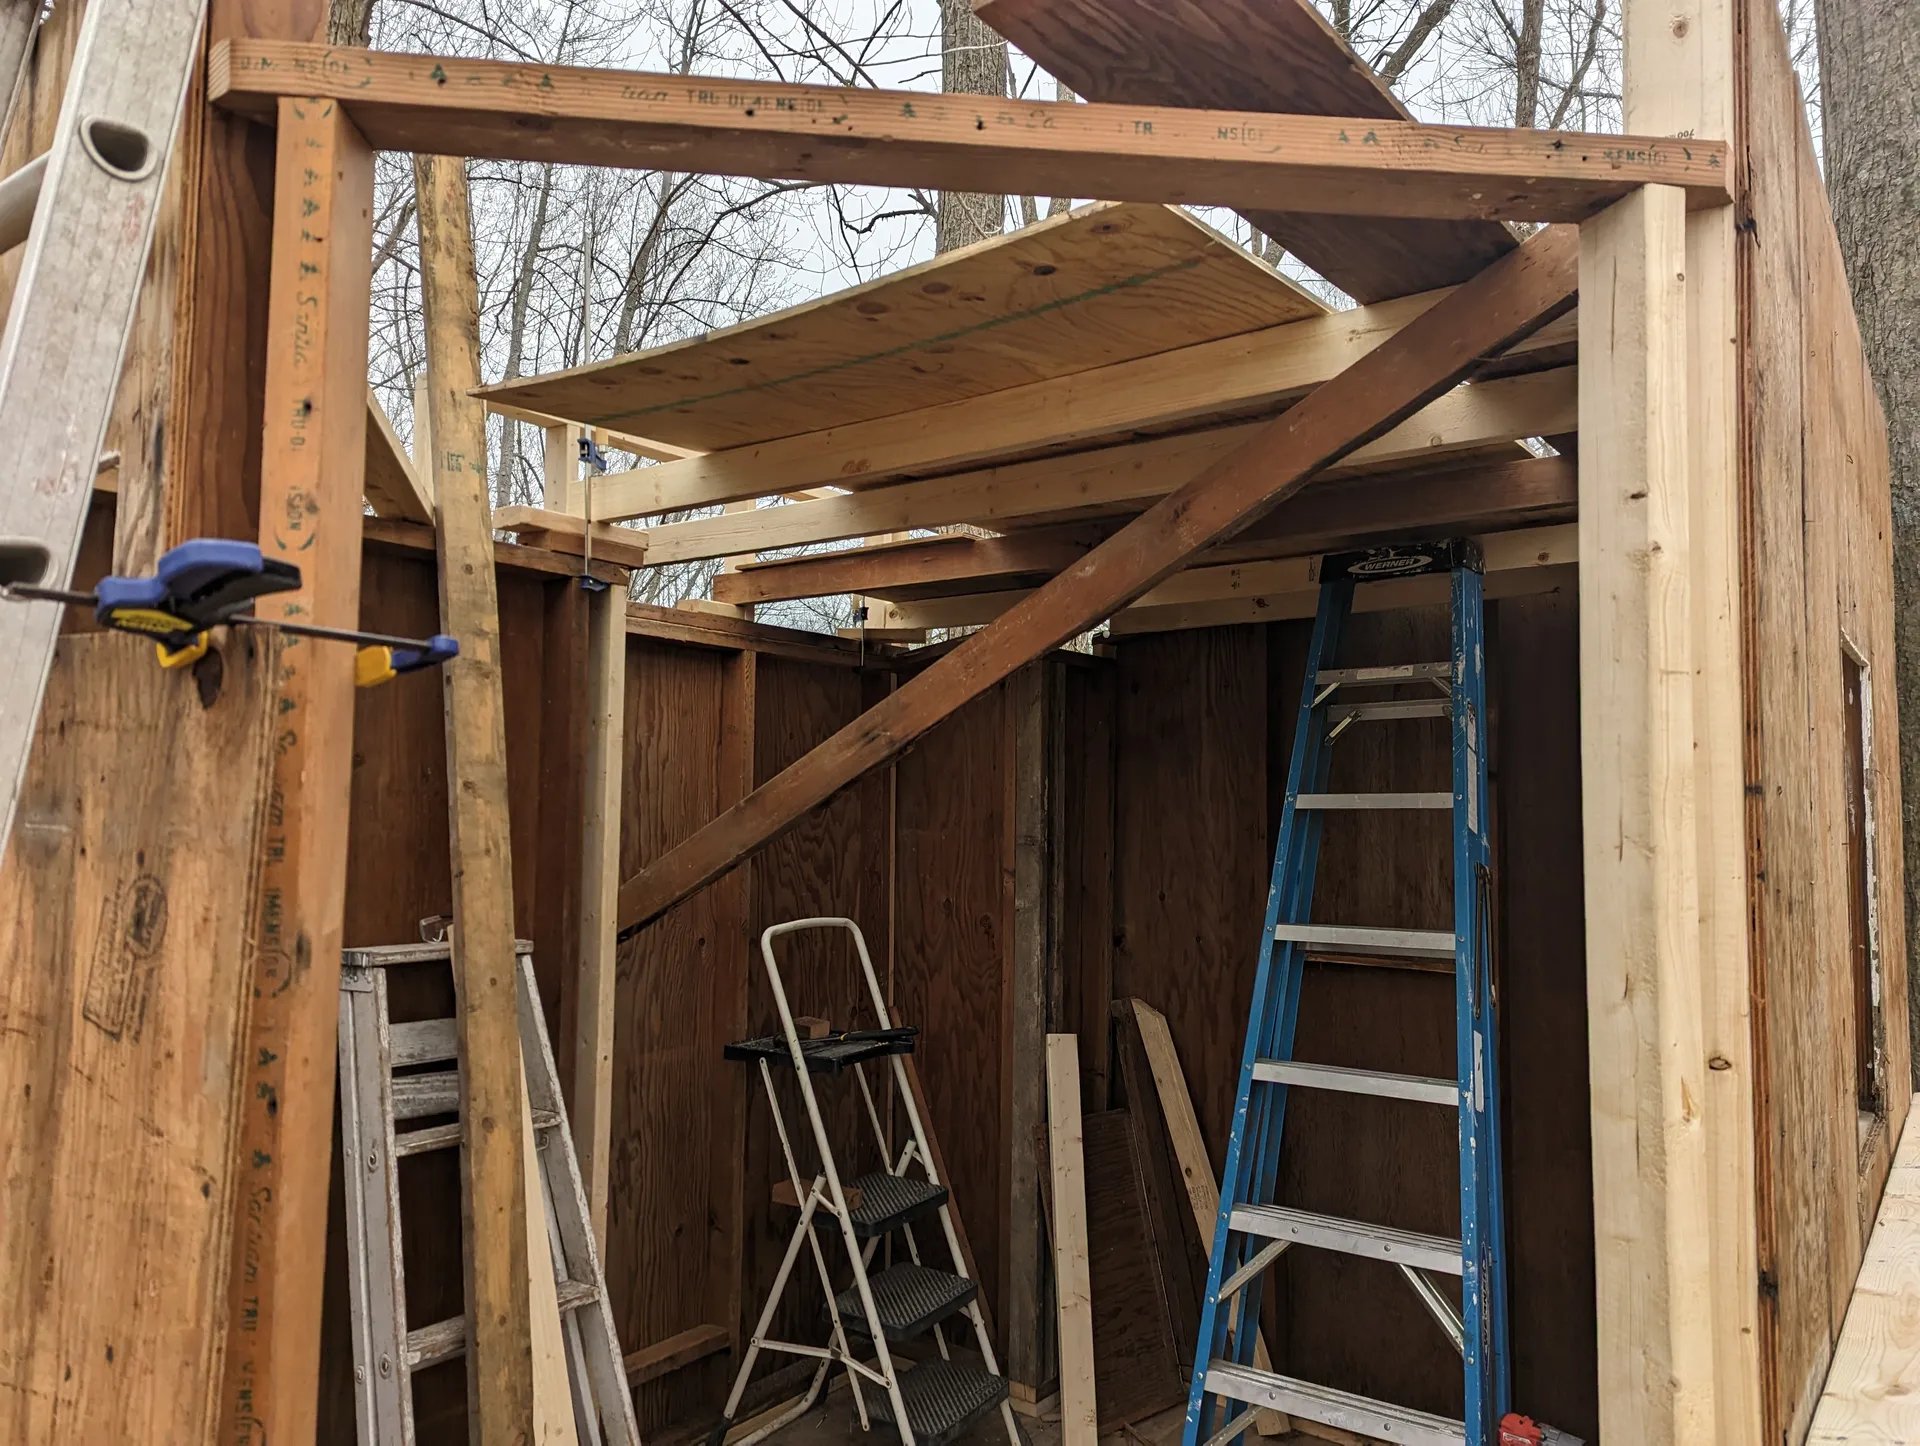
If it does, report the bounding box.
[869,1360,1010,1446]
[723,1025,917,1074]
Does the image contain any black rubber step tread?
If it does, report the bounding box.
[869,1361,1009,1446]
[845,1171,948,1238]
[834,1263,978,1343]
[723,1027,918,1073]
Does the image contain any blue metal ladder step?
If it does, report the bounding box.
[1183,539,1509,1446]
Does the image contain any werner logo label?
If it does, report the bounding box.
[1348,551,1435,578]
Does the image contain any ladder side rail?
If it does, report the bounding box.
[373,970,417,1443]
[0,0,207,858]
[757,921,915,1444]
[0,0,41,146]
[339,969,411,1444]
[1234,577,1352,1359]
[718,1162,832,1441]
[1187,574,1354,1442]
[1449,563,1510,1429]
[513,958,641,1445]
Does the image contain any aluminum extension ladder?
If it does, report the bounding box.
[714,918,1020,1446]
[0,0,208,862]
[1184,540,1509,1446]
[337,941,641,1446]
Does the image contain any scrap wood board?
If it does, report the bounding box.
[478,202,1325,449]
[974,0,1517,302]
[0,633,280,1442]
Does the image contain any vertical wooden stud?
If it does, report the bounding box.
[1045,1033,1097,1445]
[1006,663,1055,1396]
[414,149,538,1445]
[574,578,626,1249]
[218,96,373,1446]
[1579,182,1718,1444]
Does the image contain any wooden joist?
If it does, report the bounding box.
[217,98,375,1446]
[637,367,1576,566]
[882,523,1577,634]
[717,454,1576,606]
[973,0,1518,302]
[416,150,537,1443]
[615,225,1580,935]
[493,504,651,570]
[364,386,434,523]
[623,1324,731,1388]
[566,290,1575,525]
[210,42,1730,223]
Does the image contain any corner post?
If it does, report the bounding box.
[1619,0,1766,1437]
[219,95,374,1445]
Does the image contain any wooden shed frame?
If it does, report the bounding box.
[0,0,1906,1442]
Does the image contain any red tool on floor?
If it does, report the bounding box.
[1501,1414,1584,1445]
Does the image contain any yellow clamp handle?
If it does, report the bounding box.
[354,645,397,689]
[155,634,211,670]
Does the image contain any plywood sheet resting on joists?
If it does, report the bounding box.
[477,202,1325,447]
[974,0,1518,302]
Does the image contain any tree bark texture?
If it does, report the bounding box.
[328,0,374,46]
[1816,0,1920,1078]
[937,0,1006,252]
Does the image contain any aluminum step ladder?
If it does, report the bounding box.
[713,918,1020,1446]
[1183,540,1508,1446]
[337,940,641,1446]
[0,0,208,862]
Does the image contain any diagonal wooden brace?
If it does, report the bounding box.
[617,223,1582,938]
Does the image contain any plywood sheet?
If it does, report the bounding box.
[976,0,1518,302]
[477,202,1324,447]
[0,634,278,1442]
[892,681,1013,1354]
[1735,2,1910,1435]
[1080,1110,1186,1429]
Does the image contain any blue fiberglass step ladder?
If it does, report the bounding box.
[1183,539,1508,1446]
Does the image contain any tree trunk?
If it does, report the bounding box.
[1816,0,1920,1079]
[937,0,1006,252]
[498,163,556,505]
[1512,0,1547,128]
[328,0,374,46]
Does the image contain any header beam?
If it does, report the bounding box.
[211,42,1731,223]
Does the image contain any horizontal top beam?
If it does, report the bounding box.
[211,42,1730,223]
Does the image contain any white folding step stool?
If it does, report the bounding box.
[713,918,1021,1446]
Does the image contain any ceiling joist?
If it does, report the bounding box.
[638,366,1575,565]
[211,43,1729,224]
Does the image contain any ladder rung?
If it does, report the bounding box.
[391,1017,458,1068]
[1315,664,1449,686]
[1230,1205,1462,1276]
[1295,792,1451,811]
[1327,700,1449,723]
[394,1107,561,1157]
[404,1280,600,1369]
[391,1070,459,1120]
[1253,1060,1456,1107]
[1203,1361,1465,1445]
[1274,923,1454,959]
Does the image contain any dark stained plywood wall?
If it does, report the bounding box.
[321,544,592,1443]
[1739,3,1913,1435]
[892,680,1014,1354]
[610,637,742,1431]
[739,659,894,1375]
